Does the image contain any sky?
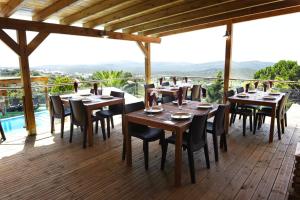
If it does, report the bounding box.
[0,12,300,67]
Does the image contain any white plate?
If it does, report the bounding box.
[237,94,249,98]
[171,112,192,120]
[263,96,276,100]
[172,100,188,105]
[197,104,213,109]
[80,94,92,97]
[247,90,257,94]
[82,99,92,103]
[144,107,163,113]
[100,95,114,99]
[269,92,280,96]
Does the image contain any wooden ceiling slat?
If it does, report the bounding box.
[83,0,181,28]
[124,0,283,34]
[32,0,78,21]
[141,0,300,36]
[0,17,161,43]
[0,0,23,17]
[60,0,142,25]
[104,0,235,31]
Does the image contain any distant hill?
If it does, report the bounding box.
[28,60,273,79]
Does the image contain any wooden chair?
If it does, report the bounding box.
[124,101,165,169]
[207,104,229,162]
[236,87,244,94]
[254,94,288,140]
[96,91,124,138]
[49,95,71,138]
[188,84,201,101]
[69,100,103,148]
[90,88,102,95]
[161,114,210,183]
[0,120,6,141]
[161,82,170,86]
[161,95,175,104]
[227,90,253,136]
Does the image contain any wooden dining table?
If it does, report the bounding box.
[227,91,284,143]
[61,94,125,146]
[124,101,218,186]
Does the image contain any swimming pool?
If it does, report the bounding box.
[1,111,49,133]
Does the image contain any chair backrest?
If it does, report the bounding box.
[11,98,20,105]
[188,114,208,151]
[213,104,229,136]
[236,87,244,94]
[125,101,144,114]
[278,93,289,117]
[69,100,86,126]
[191,85,201,101]
[161,82,170,86]
[124,101,148,132]
[50,95,64,116]
[109,91,125,114]
[226,90,236,112]
[161,95,175,104]
[144,83,155,90]
[90,88,102,95]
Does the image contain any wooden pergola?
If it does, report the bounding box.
[0,0,299,135]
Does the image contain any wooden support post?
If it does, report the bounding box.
[17,30,36,135]
[224,22,233,101]
[224,22,233,135]
[145,43,151,84]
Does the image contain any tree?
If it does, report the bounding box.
[92,70,133,88]
[207,71,224,103]
[254,60,300,88]
[50,76,74,94]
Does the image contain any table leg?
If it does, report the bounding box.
[125,117,132,166]
[269,104,276,143]
[86,109,93,146]
[174,128,183,186]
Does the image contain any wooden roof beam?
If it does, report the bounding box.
[105,0,235,31]
[0,17,161,43]
[0,0,23,17]
[124,0,283,33]
[32,0,78,22]
[83,0,181,28]
[142,1,300,36]
[60,0,141,25]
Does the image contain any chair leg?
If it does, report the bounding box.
[249,115,253,132]
[277,117,281,140]
[50,116,54,133]
[242,115,246,136]
[230,113,234,126]
[187,148,196,184]
[204,143,210,168]
[258,115,262,129]
[69,123,74,143]
[83,126,87,148]
[110,116,114,128]
[0,123,6,141]
[100,119,106,140]
[143,141,149,170]
[161,142,168,170]
[253,114,258,135]
[95,120,98,134]
[233,113,237,123]
[106,117,110,138]
[60,117,65,138]
[212,134,219,162]
[281,118,285,134]
[239,114,242,120]
[284,113,287,127]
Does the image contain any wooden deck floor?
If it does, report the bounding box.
[1,104,300,200]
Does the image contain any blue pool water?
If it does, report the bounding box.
[1,111,49,133]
